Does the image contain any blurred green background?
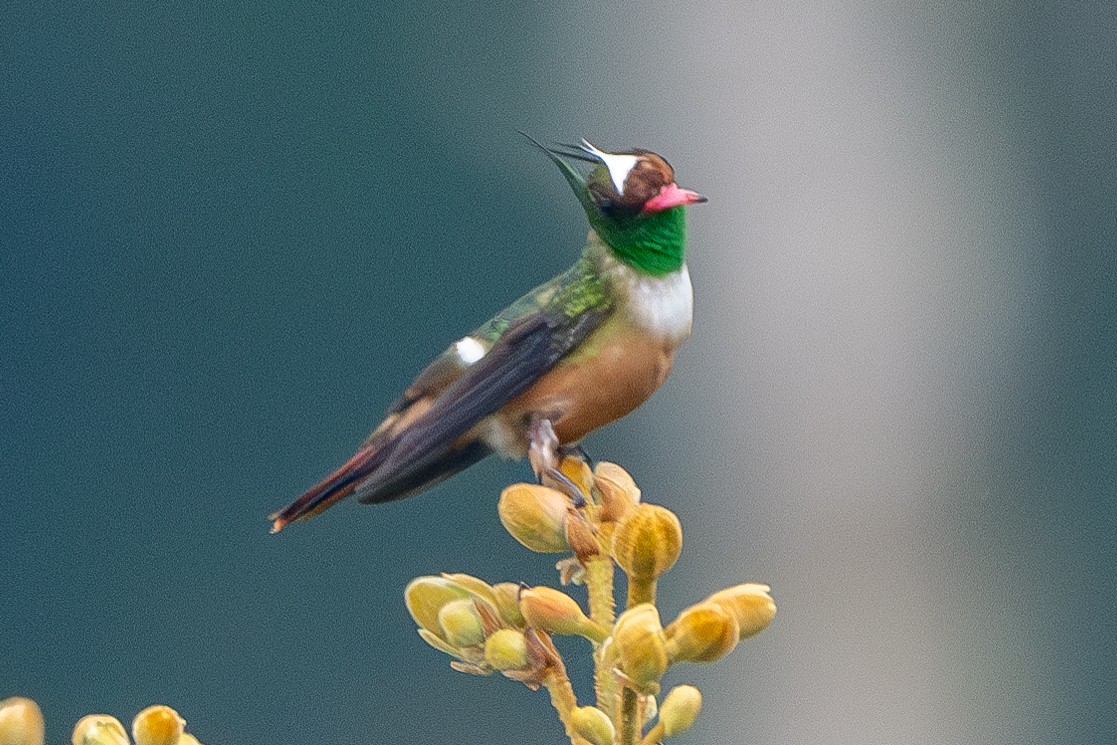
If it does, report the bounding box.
[4,2,1114,744]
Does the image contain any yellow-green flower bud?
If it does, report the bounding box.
[520,586,607,642]
[491,582,526,627]
[705,583,777,639]
[484,628,530,671]
[593,462,640,523]
[498,484,571,553]
[612,503,682,582]
[417,628,460,657]
[439,573,498,603]
[437,598,486,649]
[564,510,602,561]
[663,602,740,663]
[131,705,185,745]
[594,462,640,501]
[71,715,129,745]
[404,576,470,635]
[612,603,667,688]
[177,736,203,745]
[658,685,702,737]
[558,456,594,500]
[0,697,45,745]
[569,706,615,745]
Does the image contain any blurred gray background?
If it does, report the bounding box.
[4,2,1114,744]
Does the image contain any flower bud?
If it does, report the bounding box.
[520,586,607,642]
[658,685,702,737]
[439,573,498,604]
[484,628,530,671]
[612,603,667,688]
[0,697,44,745]
[131,705,185,745]
[594,462,640,501]
[612,504,682,582]
[663,602,739,663]
[705,583,777,639]
[438,573,507,628]
[593,462,640,523]
[177,736,203,745]
[558,456,594,500]
[417,628,460,657]
[594,475,637,525]
[569,706,615,745]
[498,484,571,553]
[404,576,470,635]
[71,715,129,745]
[437,598,485,649]
[491,582,526,627]
[564,510,602,561]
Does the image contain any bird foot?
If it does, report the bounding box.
[528,418,586,507]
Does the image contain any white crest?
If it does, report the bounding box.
[580,139,639,195]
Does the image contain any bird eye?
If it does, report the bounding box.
[589,183,616,211]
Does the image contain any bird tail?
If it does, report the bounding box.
[269,444,389,533]
[268,439,494,533]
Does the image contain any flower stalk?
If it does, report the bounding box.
[403,458,776,743]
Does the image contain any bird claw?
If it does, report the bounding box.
[528,418,586,507]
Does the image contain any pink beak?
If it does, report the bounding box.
[642,182,708,213]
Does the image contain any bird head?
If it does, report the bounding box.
[528,136,706,216]
[524,135,706,275]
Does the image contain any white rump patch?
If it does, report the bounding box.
[581,139,639,195]
[454,336,487,365]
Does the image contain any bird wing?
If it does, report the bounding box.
[270,277,611,530]
[368,261,585,436]
[355,305,607,502]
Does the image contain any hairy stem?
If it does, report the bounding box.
[626,577,657,608]
[618,687,641,745]
[544,669,591,745]
[584,556,616,629]
[593,632,619,729]
[584,553,617,721]
[637,722,666,745]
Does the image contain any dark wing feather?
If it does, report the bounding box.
[350,439,492,505]
[355,307,605,503]
[271,301,608,530]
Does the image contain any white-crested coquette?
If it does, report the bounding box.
[271,136,706,532]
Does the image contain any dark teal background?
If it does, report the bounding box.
[4,3,1115,744]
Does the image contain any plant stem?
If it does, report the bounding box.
[618,687,641,745]
[637,722,666,745]
[584,554,618,723]
[584,556,616,629]
[592,634,618,730]
[626,577,657,608]
[543,669,591,745]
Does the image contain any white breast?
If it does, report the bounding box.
[586,235,694,345]
[617,264,694,346]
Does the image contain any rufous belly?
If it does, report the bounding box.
[483,316,678,457]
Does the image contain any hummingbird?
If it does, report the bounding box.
[270,137,706,533]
